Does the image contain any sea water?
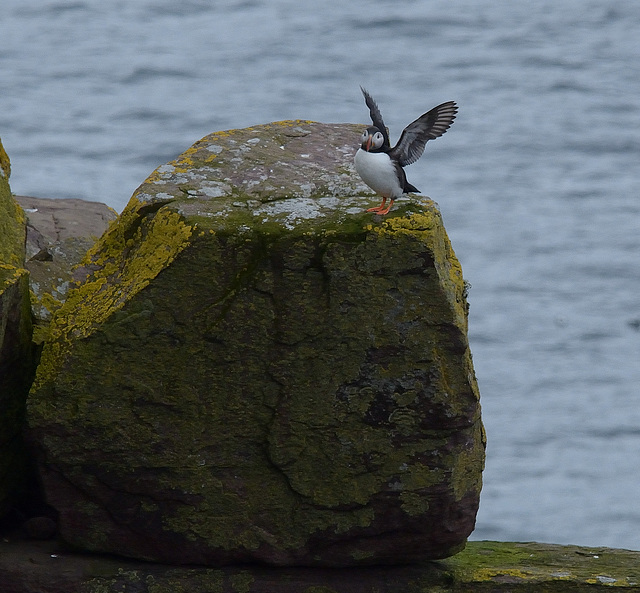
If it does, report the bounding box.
[2,0,640,550]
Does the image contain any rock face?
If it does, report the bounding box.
[0,138,33,519]
[27,121,484,566]
[15,195,117,335]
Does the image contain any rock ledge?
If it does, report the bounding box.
[1,540,638,593]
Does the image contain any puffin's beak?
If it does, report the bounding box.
[365,136,372,151]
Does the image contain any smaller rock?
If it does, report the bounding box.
[15,196,117,256]
[14,196,117,329]
[29,249,53,262]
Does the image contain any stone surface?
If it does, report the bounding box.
[0,139,33,520]
[27,120,484,566]
[1,141,114,523]
[0,139,25,268]
[1,540,639,593]
[14,195,117,329]
[0,267,32,518]
[0,137,10,180]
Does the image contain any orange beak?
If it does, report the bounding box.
[365,136,372,151]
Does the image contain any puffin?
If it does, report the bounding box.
[354,87,458,215]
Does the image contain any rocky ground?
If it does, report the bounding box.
[1,538,639,593]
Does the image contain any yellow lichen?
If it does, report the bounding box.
[370,205,469,329]
[0,263,25,286]
[1,179,26,268]
[0,137,10,178]
[271,119,315,127]
[174,156,194,172]
[38,291,64,319]
[475,568,534,581]
[30,200,193,393]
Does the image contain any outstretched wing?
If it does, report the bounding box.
[360,86,390,150]
[389,101,457,167]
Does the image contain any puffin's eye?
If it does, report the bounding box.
[361,130,368,141]
[374,132,383,142]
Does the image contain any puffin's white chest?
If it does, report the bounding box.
[354,149,403,199]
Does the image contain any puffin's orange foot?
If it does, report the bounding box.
[366,198,387,213]
[375,200,394,216]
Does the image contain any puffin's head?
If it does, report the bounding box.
[360,126,385,152]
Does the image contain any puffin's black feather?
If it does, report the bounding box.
[360,86,390,150]
[388,101,458,167]
[393,160,420,194]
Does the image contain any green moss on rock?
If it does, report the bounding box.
[27,121,484,567]
[30,201,193,395]
[442,541,640,589]
[0,137,10,179]
[0,145,25,268]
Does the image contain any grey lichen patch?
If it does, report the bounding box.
[137,120,372,214]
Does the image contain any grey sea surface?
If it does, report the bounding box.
[2,0,640,551]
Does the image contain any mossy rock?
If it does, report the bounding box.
[2,540,639,592]
[27,121,484,566]
[0,140,24,267]
[0,138,10,180]
[0,142,33,519]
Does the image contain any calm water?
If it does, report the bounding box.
[2,0,640,550]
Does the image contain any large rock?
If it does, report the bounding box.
[27,121,484,566]
[0,138,33,519]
